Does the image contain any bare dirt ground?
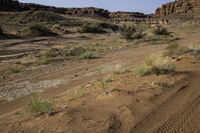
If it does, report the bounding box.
[0,23,200,132]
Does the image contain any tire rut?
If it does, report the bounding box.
[152,95,200,133]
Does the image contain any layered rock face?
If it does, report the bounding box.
[0,0,22,11]
[155,0,200,16]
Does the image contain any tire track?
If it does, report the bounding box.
[152,95,200,133]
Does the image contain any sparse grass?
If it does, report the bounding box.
[63,88,86,102]
[10,68,22,73]
[28,94,52,114]
[22,23,55,36]
[163,44,190,57]
[62,47,86,57]
[15,61,22,65]
[189,43,200,54]
[37,57,54,65]
[134,65,151,77]
[36,47,99,65]
[152,25,169,35]
[98,68,108,94]
[120,24,145,40]
[135,55,176,76]
[113,65,130,74]
[79,51,98,59]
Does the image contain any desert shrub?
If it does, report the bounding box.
[163,44,189,57]
[28,94,52,114]
[79,51,98,59]
[120,24,145,40]
[135,55,176,76]
[80,22,103,33]
[23,23,55,36]
[152,25,169,35]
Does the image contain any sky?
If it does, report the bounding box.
[18,0,175,14]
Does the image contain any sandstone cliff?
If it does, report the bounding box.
[155,0,200,16]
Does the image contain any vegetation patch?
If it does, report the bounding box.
[120,24,145,40]
[22,23,56,37]
[135,55,176,76]
[28,94,52,114]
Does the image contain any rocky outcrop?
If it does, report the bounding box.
[155,0,200,16]
[0,0,22,11]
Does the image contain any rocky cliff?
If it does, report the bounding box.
[1,0,159,23]
[155,0,200,16]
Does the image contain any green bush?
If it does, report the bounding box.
[80,23,103,33]
[135,55,176,76]
[28,94,52,114]
[120,24,145,40]
[152,25,169,35]
[23,23,55,36]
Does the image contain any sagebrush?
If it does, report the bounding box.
[152,25,169,35]
[120,24,145,40]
